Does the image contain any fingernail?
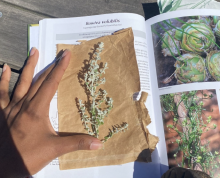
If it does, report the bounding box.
[3,63,7,72]
[62,49,70,58]
[30,47,36,56]
[90,141,103,150]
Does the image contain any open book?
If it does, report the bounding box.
[29,9,220,178]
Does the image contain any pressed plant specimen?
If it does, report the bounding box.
[78,42,128,143]
[160,90,220,177]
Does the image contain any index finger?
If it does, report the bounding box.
[26,49,65,101]
[31,50,71,108]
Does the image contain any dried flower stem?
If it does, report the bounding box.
[102,122,128,143]
[78,42,128,142]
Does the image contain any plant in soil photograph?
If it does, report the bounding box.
[160,90,220,178]
[151,16,220,88]
[77,42,128,143]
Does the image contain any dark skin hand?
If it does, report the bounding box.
[0,48,103,178]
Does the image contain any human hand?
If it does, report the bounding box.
[0,48,103,177]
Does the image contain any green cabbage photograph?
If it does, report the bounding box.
[151,16,220,88]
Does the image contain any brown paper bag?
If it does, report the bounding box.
[57,28,159,170]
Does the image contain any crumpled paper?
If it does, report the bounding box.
[57,28,159,170]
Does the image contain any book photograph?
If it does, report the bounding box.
[151,16,220,88]
[160,89,220,177]
[29,8,220,178]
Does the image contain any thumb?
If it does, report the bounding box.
[52,134,103,157]
[0,64,11,109]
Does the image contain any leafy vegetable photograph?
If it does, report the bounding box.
[158,0,213,14]
[151,16,220,88]
[160,89,220,178]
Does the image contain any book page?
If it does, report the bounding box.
[28,24,39,53]
[37,13,153,131]
[38,13,150,93]
[32,13,160,178]
[146,9,220,177]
